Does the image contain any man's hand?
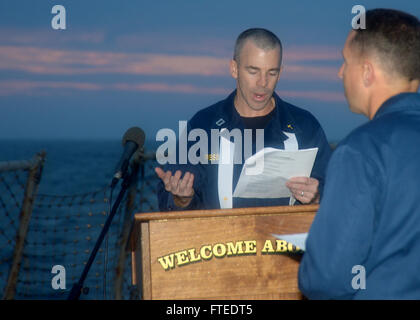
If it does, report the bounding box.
[286,177,320,204]
[155,167,195,208]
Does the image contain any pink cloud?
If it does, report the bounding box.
[113,82,229,95]
[0,80,228,96]
[0,28,105,45]
[277,90,345,102]
[0,46,229,76]
[281,64,340,81]
[284,46,341,62]
[0,28,341,62]
[115,33,233,56]
[0,44,342,81]
[0,80,102,96]
[0,80,344,103]
[0,26,342,81]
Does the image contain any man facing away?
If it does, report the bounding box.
[299,9,420,299]
[155,28,332,211]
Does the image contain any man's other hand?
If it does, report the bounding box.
[155,167,195,208]
[286,177,320,204]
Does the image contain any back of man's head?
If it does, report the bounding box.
[352,9,420,81]
[234,28,282,65]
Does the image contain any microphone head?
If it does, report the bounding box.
[122,127,145,148]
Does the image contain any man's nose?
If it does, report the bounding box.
[257,74,268,87]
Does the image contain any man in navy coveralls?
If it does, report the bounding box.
[299,9,420,299]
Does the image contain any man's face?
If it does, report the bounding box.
[230,40,281,115]
[338,31,367,116]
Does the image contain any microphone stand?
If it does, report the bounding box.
[67,168,135,300]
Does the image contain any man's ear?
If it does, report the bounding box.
[230,59,238,79]
[278,66,283,79]
[363,61,375,87]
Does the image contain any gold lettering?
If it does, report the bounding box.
[244,240,257,254]
[158,254,175,271]
[276,240,288,253]
[261,240,275,253]
[226,241,244,256]
[212,243,227,258]
[200,245,213,260]
[174,250,189,266]
[188,248,201,263]
[158,239,266,271]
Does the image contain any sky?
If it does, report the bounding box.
[1,0,419,143]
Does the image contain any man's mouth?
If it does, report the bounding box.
[253,93,267,101]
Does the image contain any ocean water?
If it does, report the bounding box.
[0,139,160,299]
[0,139,159,194]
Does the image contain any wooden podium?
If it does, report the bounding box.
[130,204,317,300]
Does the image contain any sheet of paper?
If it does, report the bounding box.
[232,147,318,198]
[271,233,308,251]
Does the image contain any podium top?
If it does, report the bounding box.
[134,204,319,222]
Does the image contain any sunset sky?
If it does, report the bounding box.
[1,0,419,143]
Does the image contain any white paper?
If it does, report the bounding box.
[232,147,318,198]
[272,233,308,251]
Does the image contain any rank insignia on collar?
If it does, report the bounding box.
[215,118,226,126]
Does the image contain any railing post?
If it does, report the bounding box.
[3,151,46,300]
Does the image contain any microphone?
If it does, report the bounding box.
[111,127,145,189]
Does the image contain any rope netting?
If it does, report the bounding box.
[0,164,28,294]
[0,153,160,299]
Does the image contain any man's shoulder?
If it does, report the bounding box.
[335,120,385,157]
[276,97,324,136]
[341,114,393,147]
[280,98,320,126]
[341,93,420,147]
[189,94,232,129]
